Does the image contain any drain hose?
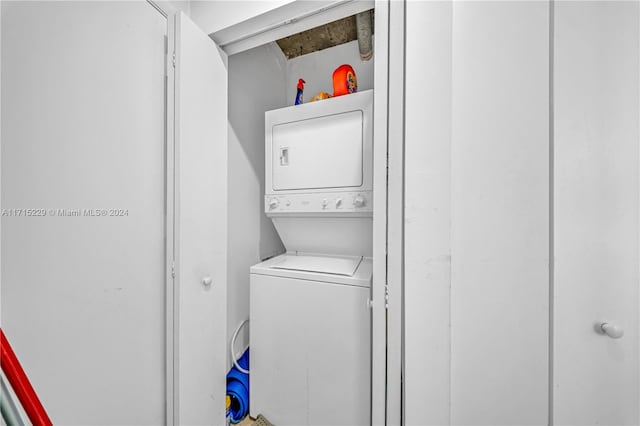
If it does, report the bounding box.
[230,319,249,374]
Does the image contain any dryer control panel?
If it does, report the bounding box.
[265,191,373,215]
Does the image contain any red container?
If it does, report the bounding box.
[332,64,358,97]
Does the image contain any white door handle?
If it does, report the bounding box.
[600,322,624,339]
[202,276,212,286]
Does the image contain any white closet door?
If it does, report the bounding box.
[449,2,550,424]
[404,2,551,424]
[1,2,166,424]
[172,11,228,426]
[554,2,639,425]
[403,1,452,424]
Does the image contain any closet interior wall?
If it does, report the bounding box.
[226,35,373,360]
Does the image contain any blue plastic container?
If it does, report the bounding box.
[226,349,250,424]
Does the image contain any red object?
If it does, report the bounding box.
[297,78,306,90]
[0,329,53,426]
[332,64,358,97]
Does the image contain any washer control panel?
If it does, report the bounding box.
[265,191,373,214]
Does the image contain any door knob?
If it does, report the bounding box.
[600,322,624,339]
[202,276,212,287]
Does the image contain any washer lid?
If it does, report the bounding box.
[270,254,362,277]
[251,254,372,287]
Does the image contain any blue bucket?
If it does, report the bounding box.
[226,349,249,424]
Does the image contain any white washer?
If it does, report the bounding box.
[249,253,371,426]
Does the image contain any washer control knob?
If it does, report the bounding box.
[335,198,343,208]
[268,198,279,210]
[321,198,329,209]
[354,196,366,208]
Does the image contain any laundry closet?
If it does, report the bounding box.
[168,2,389,425]
[2,2,638,426]
[228,13,374,426]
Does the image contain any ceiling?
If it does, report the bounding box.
[275,11,374,60]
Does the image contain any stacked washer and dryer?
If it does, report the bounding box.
[250,89,374,426]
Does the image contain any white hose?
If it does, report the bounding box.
[230,319,250,374]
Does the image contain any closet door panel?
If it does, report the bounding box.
[1,2,167,423]
[554,2,639,424]
[173,11,228,426]
[450,2,550,424]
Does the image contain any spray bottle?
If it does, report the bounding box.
[295,78,305,105]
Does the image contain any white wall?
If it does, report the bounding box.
[227,42,286,362]
[168,0,191,16]
[226,38,372,360]
[190,0,294,35]
[285,38,374,106]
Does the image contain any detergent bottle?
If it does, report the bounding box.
[332,64,357,97]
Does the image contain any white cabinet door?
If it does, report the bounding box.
[403,1,452,424]
[554,2,639,425]
[449,2,550,424]
[172,12,228,426]
[1,2,167,424]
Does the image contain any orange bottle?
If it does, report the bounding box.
[332,64,358,97]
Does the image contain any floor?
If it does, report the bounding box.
[237,416,255,426]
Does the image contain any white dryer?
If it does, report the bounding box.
[264,89,374,258]
[250,90,374,425]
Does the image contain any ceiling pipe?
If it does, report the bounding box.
[355,10,373,61]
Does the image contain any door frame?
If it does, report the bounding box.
[165,10,177,426]
[209,1,399,425]
[153,0,406,424]
[383,1,405,425]
[372,1,392,424]
[146,1,176,423]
